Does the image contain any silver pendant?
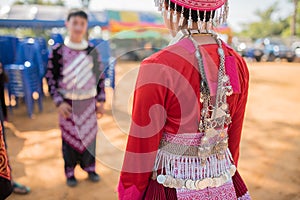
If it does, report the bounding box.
[212,108,226,119]
[221,103,228,110]
[222,75,229,83]
[205,128,219,138]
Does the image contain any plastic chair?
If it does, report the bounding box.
[4,63,43,117]
[105,57,116,89]
[15,38,45,79]
[0,36,19,65]
[50,33,64,45]
[36,37,49,71]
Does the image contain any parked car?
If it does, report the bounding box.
[253,38,295,62]
[232,37,255,58]
[291,41,300,58]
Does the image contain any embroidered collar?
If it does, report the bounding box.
[64,36,88,50]
[169,30,190,46]
[168,29,216,46]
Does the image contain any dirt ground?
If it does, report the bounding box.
[4,61,300,200]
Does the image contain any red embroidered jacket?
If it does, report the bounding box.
[118,38,249,199]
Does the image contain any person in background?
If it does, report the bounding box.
[0,62,8,121]
[118,0,251,199]
[0,63,30,195]
[0,121,12,199]
[46,9,106,187]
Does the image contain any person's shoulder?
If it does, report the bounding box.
[51,43,63,51]
[87,42,96,49]
[225,45,242,60]
[86,43,100,56]
[223,43,249,87]
[50,43,63,56]
[224,43,248,69]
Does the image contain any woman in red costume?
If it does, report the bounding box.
[118,0,251,199]
[0,123,12,199]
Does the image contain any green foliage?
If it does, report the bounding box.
[238,0,300,39]
[14,0,64,6]
[0,28,50,39]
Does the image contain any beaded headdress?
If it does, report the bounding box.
[154,0,229,31]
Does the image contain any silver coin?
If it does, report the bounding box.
[190,180,197,190]
[157,175,166,184]
[213,178,221,187]
[195,180,202,190]
[164,175,172,186]
[170,177,178,188]
[176,179,185,188]
[185,179,193,189]
[197,180,206,190]
[230,165,237,176]
[202,178,213,188]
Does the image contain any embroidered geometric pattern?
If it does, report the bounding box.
[0,125,11,180]
[238,192,251,200]
[60,98,98,153]
[177,181,237,200]
[61,46,96,98]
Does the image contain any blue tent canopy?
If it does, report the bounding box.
[0,5,109,28]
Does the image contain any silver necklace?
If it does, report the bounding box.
[189,33,233,165]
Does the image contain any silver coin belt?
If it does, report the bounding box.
[155,137,236,189]
[156,165,236,190]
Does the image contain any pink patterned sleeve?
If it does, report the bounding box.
[45,44,64,106]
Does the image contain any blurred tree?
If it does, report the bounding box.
[0,28,48,38]
[81,0,90,8]
[290,0,299,36]
[239,3,290,39]
[238,1,300,39]
[14,0,64,6]
[55,0,64,6]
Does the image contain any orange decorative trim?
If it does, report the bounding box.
[0,124,11,180]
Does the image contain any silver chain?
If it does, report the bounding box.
[188,33,233,164]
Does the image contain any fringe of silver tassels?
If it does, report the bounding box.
[152,148,236,190]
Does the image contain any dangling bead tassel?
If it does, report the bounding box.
[207,11,213,31]
[218,6,223,25]
[187,8,193,29]
[157,0,162,11]
[224,0,229,23]
[197,10,203,32]
[178,7,185,27]
[167,0,171,19]
[215,8,219,25]
[161,2,165,16]
[172,3,178,24]
[161,9,164,17]
[203,11,207,33]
